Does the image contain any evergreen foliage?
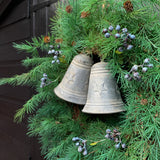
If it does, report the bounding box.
[0,0,160,159]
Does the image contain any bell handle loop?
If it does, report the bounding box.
[99,54,104,62]
[100,57,104,62]
[100,59,104,62]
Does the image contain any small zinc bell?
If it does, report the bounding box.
[54,54,93,105]
[82,62,124,114]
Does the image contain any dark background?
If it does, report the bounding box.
[0,0,57,159]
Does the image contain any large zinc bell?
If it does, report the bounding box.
[82,62,124,114]
[54,54,93,105]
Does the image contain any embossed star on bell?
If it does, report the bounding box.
[82,62,124,114]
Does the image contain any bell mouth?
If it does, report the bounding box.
[82,103,125,114]
[54,86,87,105]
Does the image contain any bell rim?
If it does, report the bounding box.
[82,108,125,114]
[81,110,125,114]
[82,103,125,114]
[54,87,87,105]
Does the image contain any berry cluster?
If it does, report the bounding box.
[105,129,126,149]
[102,25,135,52]
[124,58,153,81]
[40,73,52,88]
[48,44,62,64]
[40,73,48,88]
[72,137,88,156]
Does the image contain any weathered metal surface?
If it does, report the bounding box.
[54,54,93,105]
[82,62,124,114]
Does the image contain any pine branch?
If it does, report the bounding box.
[44,135,73,160]
[1,0,159,159]
[14,91,53,123]
[22,57,51,67]
[13,42,38,56]
[0,73,34,86]
[13,36,53,57]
